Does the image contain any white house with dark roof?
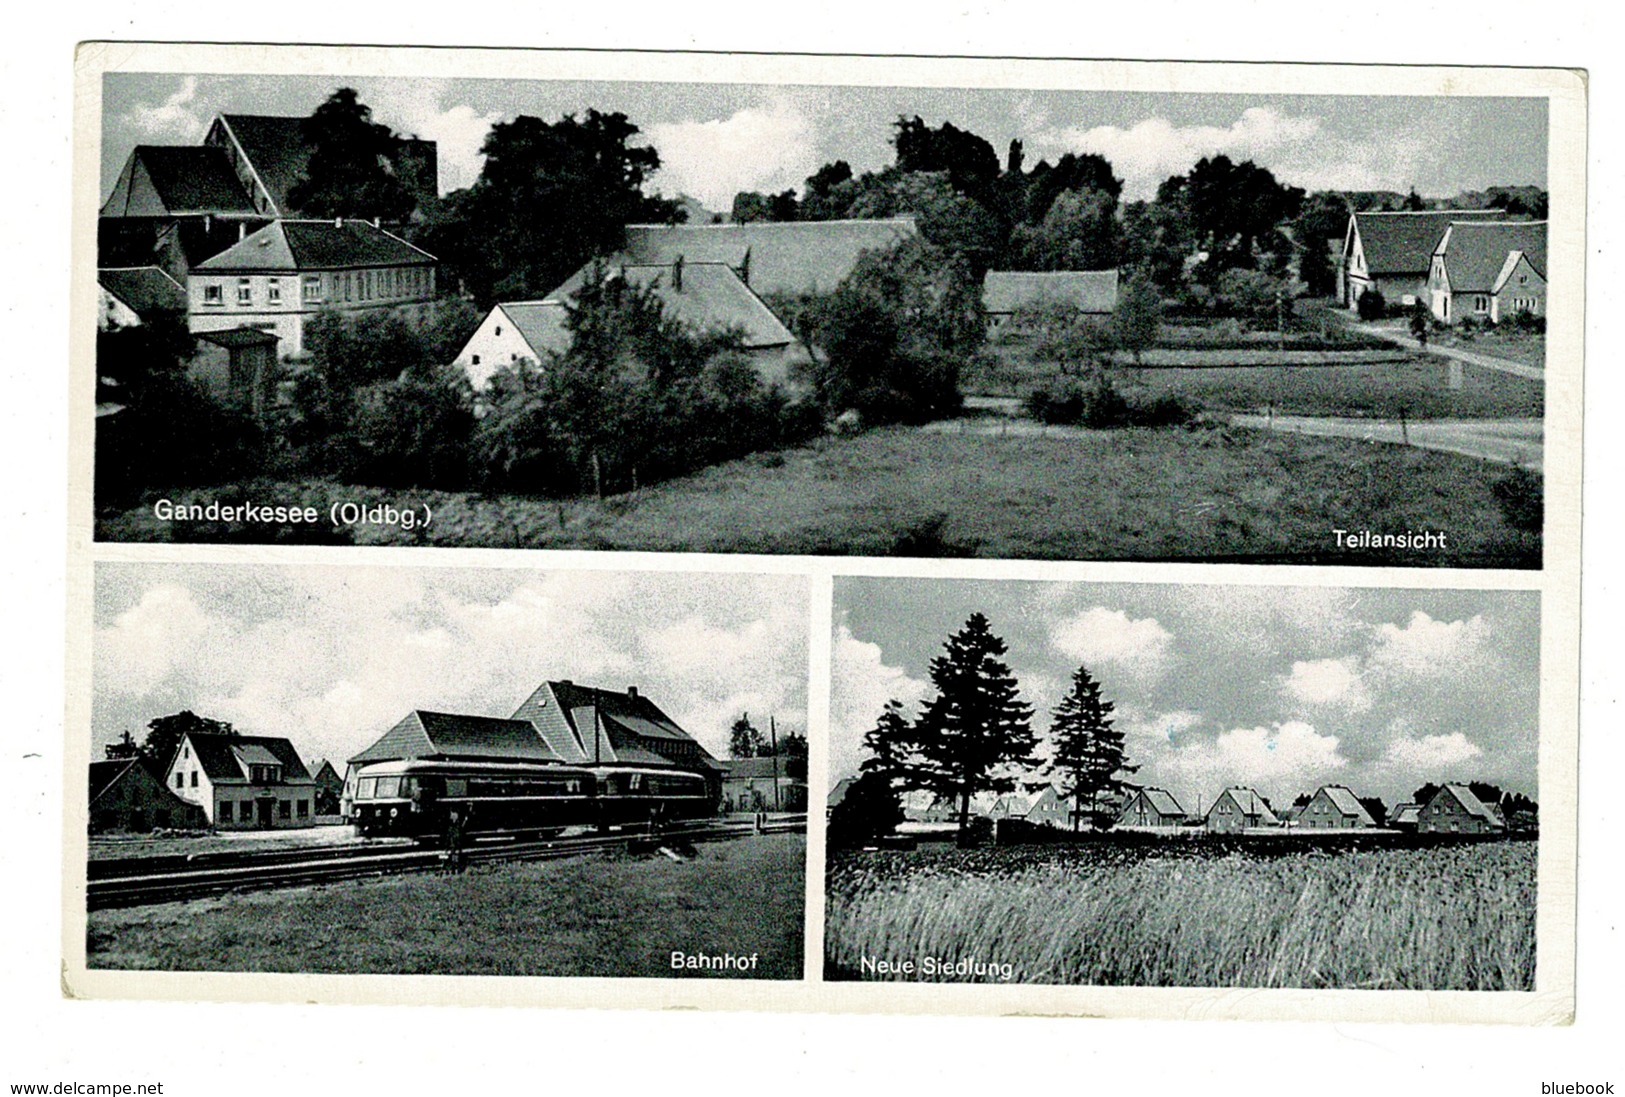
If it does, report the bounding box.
[1428,219,1548,324]
[1117,787,1187,830]
[981,269,1120,338]
[1418,783,1507,834]
[1298,784,1378,830]
[1204,786,1281,833]
[454,260,811,392]
[164,731,318,829]
[186,218,437,355]
[1340,209,1507,309]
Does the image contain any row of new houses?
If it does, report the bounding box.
[827,780,1514,836]
[1339,208,1548,323]
[89,680,799,833]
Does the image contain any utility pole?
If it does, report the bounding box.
[769,715,781,813]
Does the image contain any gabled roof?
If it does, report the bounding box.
[101,146,258,217]
[193,219,435,273]
[187,732,312,782]
[489,301,570,361]
[1389,802,1422,826]
[508,681,723,770]
[349,710,561,765]
[541,261,798,351]
[1430,783,1506,827]
[1126,787,1185,817]
[89,759,141,804]
[99,266,187,316]
[606,217,919,297]
[1435,220,1548,292]
[214,114,312,216]
[1210,786,1279,824]
[982,270,1120,314]
[1315,784,1376,825]
[195,326,280,350]
[1350,210,1506,275]
[827,776,857,808]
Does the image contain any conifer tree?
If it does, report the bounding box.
[1044,664,1136,831]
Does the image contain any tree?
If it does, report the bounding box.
[104,731,142,761]
[1359,796,1389,825]
[1004,187,1120,271]
[1111,267,1163,363]
[142,711,235,775]
[1120,198,1196,292]
[892,116,1001,199]
[827,770,904,848]
[1043,664,1135,831]
[729,714,767,758]
[731,189,799,223]
[1356,285,1388,321]
[1412,782,1443,809]
[1180,155,1304,276]
[1293,191,1351,298]
[902,613,1036,838]
[1019,152,1123,223]
[774,731,809,781]
[288,88,417,222]
[860,699,913,781]
[1403,188,1427,211]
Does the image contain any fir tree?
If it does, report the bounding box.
[1044,664,1136,831]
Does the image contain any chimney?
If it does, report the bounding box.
[672,254,684,292]
[626,686,638,699]
[334,217,343,229]
[739,246,751,287]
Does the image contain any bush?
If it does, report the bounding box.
[1507,309,1546,334]
[1026,368,1199,429]
[1356,286,1388,321]
[341,368,474,489]
[468,363,577,496]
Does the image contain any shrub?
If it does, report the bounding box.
[1026,368,1199,429]
[1507,309,1546,334]
[341,368,474,489]
[827,771,905,850]
[1356,286,1388,321]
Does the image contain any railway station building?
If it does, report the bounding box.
[164,731,319,829]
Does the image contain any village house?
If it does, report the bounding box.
[1340,209,1507,310]
[1388,802,1422,831]
[826,775,857,819]
[980,269,1120,339]
[187,218,438,356]
[97,266,187,330]
[1428,219,1548,324]
[1418,783,1507,834]
[1204,786,1280,833]
[1297,784,1377,830]
[164,731,318,829]
[720,756,807,813]
[308,759,344,816]
[1021,785,1074,829]
[1116,786,1187,829]
[454,259,810,392]
[88,758,208,833]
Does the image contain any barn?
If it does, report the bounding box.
[981,269,1119,339]
[89,759,207,833]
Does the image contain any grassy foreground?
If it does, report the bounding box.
[825,841,1535,990]
[98,426,1540,566]
[88,833,804,978]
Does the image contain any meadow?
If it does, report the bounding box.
[824,839,1536,990]
[88,833,804,978]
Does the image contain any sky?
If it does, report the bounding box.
[92,564,808,771]
[831,578,1540,813]
[102,73,1548,211]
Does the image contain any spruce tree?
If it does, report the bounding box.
[1044,664,1136,831]
[908,613,1036,837]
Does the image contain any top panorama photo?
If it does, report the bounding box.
[92,73,1549,566]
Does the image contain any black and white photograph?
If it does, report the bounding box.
[80,563,809,981]
[825,577,1540,991]
[89,67,1556,566]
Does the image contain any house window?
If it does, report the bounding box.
[236,278,252,305]
[302,275,323,304]
[495,325,503,337]
[297,799,310,819]
[267,279,282,305]
[470,354,480,366]
[190,771,198,787]
[218,801,232,822]
[175,773,184,788]
[203,283,224,307]
[1474,295,1489,313]
[279,800,292,820]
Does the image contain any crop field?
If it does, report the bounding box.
[825,839,1536,990]
[88,833,804,978]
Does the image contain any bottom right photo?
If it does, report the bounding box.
[825,577,1540,991]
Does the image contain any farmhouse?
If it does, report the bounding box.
[720,756,806,813]
[88,758,208,833]
[1298,784,1377,829]
[455,259,810,391]
[187,218,438,356]
[598,217,920,297]
[1428,219,1548,324]
[164,731,318,829]
[1418,783,1507,834]
[1340,209,1506,309]
[1116,786,1187,829]
[981,270,1119,338]
[1204,786,1280,833]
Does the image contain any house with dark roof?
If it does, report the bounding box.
[163,732,318,829]
[187,218,437,355]
[981,270,1120,338]
[89,759,208,833]
[308,759,344,816]
[1418,783,1507,834]
[455,260,812,392]
[720,756,806,813]
[1428,220,1548,324]
[1298,784,1378,830]
[1117,787,1187,829]
[1340,209,1508,309]
[1204,786,1281,833]
[826,775,858,818]
[97,266,188,330]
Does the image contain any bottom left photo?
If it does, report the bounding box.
[79,562,809,981]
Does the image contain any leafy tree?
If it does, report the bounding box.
[1403,188,1427,211]
[1293,192,1350,298]
[731,189,799,223]
[1356,285,1388,321]
[1004,187,1120,271]
[1468,781,1506,806]
[1359,796,1389,824]
[1180,155,1304,275]
[892,116,1001,199]
[774,731,809,781]
[1291,791,1313,808]
[1120,198,1196,292]
[901,613,1037,838]
[1412,782,1443,809]
[729,714,767,758]
[105,731,142,761]
[1112,267,1163,363]
[468,361,574,495]
[1019,152,1123,223]
[827,769,904,848]
[143,711,235,776]
[1042,664,1135,831]
[343,368,474,489]
[288,88,417,222]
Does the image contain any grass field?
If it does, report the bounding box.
[825,840,1535,990]
[88,833,804,978]
[98,426,1541,566]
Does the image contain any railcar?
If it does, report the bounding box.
[349,758,717,840]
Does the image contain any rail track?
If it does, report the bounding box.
[87,815,807,911]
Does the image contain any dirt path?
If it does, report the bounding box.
[1363,324,1544,381]
[1230,413,1543,470]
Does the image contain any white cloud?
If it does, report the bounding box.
[1280,655,1371,711]
[1381,732,1483,772]
[366,80,504,194]
[1119,707,1204,745]
[1048,607,1172,684]
[830,624,930,782]
[122,76,207,142]
[94,584,212,695]
[1369,611,1490,677]
[648,103,819,210]
[1154,720,1347,800]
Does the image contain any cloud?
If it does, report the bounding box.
[830,623,930,782]
[1369,611,1491,677]
[366,80,504,194]
[1381,732,1483,772]
[1280,655,1371,711]
[648,103,819,210]
[1048,607,1173,684]
[94,584,213,695]
[121,76,207,142]
[1153,720,1347,799]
